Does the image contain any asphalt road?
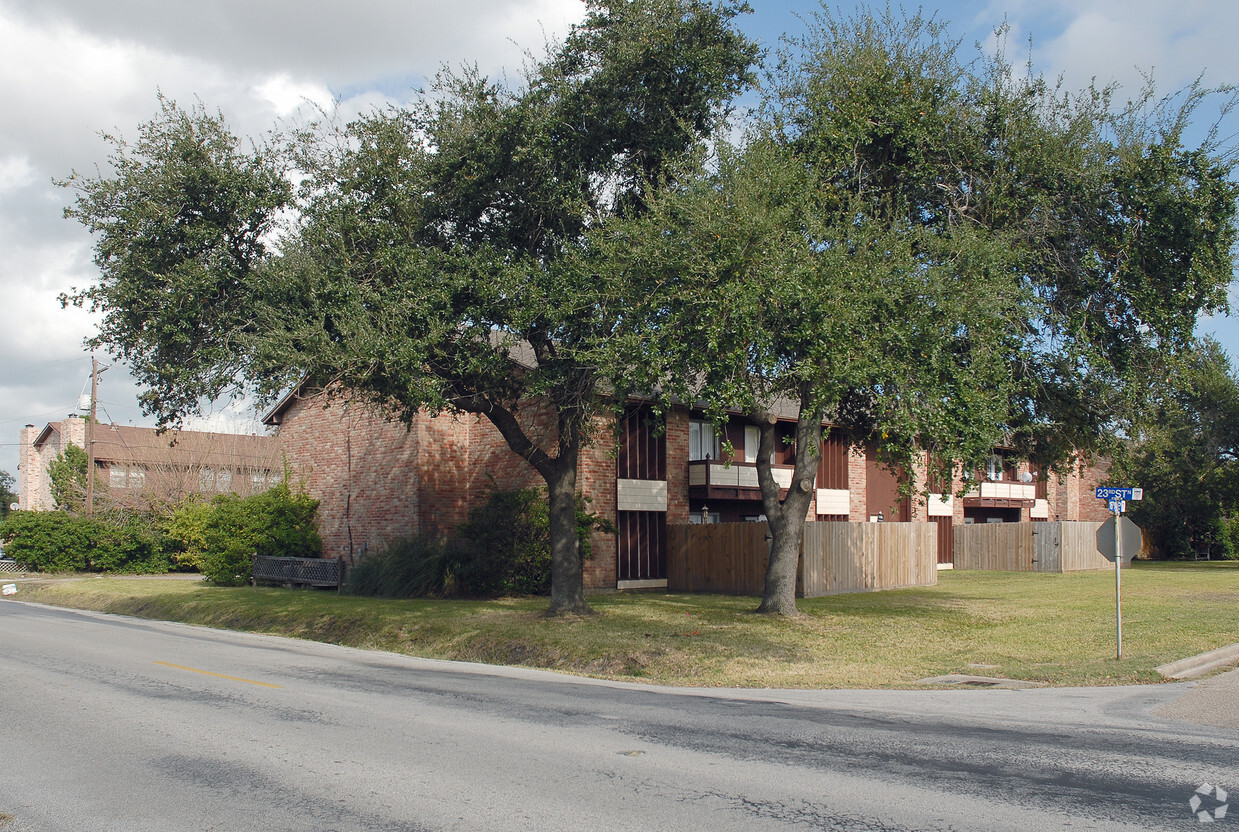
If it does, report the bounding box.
[0,599,1234,831]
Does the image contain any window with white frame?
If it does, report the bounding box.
[689,419,720,461]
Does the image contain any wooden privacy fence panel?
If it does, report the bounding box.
[801,522,937,597]
[954,523,1036,571]
[667,523,769,594]
[954,522,1107,573]
[1055,522,1109,571]
[667,521,936,597]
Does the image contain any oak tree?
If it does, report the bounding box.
[64,0,758,614]
[601,7,1239,614]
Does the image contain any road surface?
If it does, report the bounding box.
[0,600,1234,831]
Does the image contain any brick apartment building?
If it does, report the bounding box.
[19,416,282,511]
[265,389,1110,591]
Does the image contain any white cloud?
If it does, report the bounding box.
[0,155,36,193]
[255,74,335,118]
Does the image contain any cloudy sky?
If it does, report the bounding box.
[3,0,1239,491]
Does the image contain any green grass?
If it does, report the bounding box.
[8,561,1238,689]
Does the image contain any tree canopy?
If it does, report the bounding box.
[1113,338,1239,558]
[597,7,1239,613]
[47,444,90,513]
[64,0,758,614]
[61,3,1238,615]
[0,469,17,518]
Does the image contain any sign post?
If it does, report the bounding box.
[1095,487,1143,660]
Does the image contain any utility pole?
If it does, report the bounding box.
[84,359,98,520]
[84,357,103,518]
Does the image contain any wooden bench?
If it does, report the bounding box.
[252,555,345,589]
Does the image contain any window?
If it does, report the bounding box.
[689,420,719,461]
[985,454,1004,481]
[738,425,758,465]
[108,466,145,489]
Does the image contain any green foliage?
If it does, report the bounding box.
[454,488,614,597]
[88,520,170,574]
[0,511,167,573]
[0,469,16,518]
[162,497,214,571]
[200,483,322,586]
[344,488,613,599]
[342,535,452,599]
[455,488,555,596]
[61,94,293,420]
[601,7,1239,614]
[47,443,90,512]
[61,0,758,615]
[1113,339,1239,559]
[0,511,90,571]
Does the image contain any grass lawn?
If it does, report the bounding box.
[6,561,1238,689]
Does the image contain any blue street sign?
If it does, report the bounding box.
[1096,486,1143,501]
[1108,498,1125,514]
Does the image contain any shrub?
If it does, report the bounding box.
[452,488,613,597]
[342,488,612,599]
[162,497,214,572]
[454,488,553,596]
[0,511,168,573]
[200,483,322,586]
[88,519,170,574]
[0,511,90,572]
[342,535,451,598]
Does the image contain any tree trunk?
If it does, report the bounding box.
[756,511,807,615]
[471,399,594,616]
[542,446,594,617]
[753,396,823,616]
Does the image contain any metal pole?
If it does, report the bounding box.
[1115,506,1122,660]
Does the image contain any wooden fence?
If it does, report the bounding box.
[801,522,938,596]
[667,521,937,597]
[953,521,1110,572]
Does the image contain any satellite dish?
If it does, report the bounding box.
[8,503,18,512]
[1019,471,1034,483]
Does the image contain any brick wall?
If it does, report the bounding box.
[848,445,867,520]
[276,396,424,564]
[18,417,86,511]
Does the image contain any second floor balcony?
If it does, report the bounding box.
[688,459,794,501]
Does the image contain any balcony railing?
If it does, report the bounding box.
[688,460,793,498]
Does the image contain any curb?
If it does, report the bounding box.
[1156,643,1239,680]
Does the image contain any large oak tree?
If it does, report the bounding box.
[599,7,1239,614]
[64,0,758,615]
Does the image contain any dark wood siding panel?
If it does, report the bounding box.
[866,444,910,521]
[617,408,666,481]
[817,431,849,490]
[617,510,667,581]
[932,516,954,565]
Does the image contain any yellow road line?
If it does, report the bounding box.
[154,661,282,689]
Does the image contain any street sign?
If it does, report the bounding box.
[1107,498,1126,514]
[1096,486,1143,501]
[1096,516,1142,563]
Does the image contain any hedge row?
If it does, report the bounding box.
[0,483,322,584]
